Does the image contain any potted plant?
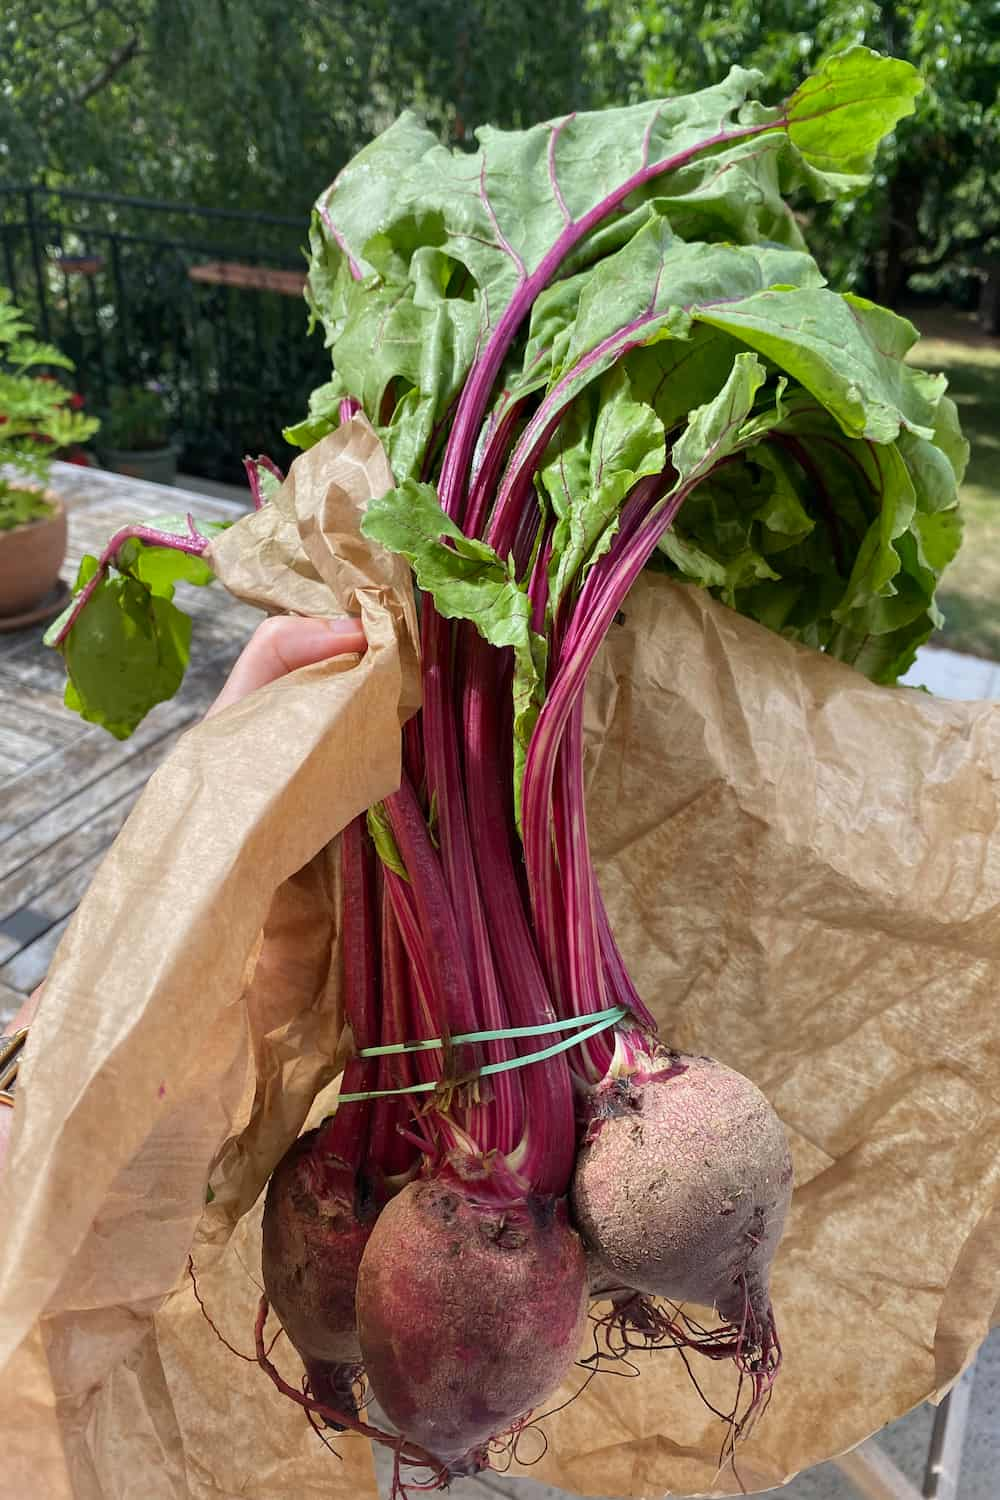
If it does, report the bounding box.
[100,382,180,485]
[0,288,99,624]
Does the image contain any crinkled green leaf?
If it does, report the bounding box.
[658,455,809,604]
[363,480,531,647]
[305,50,929,518]
[670,351,769,486]
[639,352,775,598]
[832,442,917,626]
[922,394,970,488]
[283,376,349,450]
[541,368,665,608]
[828,611,937,686]
[659,526,781,598]
[331,265,480,482]
[651,375,961,680]
[305,112,440,346]
[561,219,822,383]
[369,71,767,350]
[624,325,751,434]
[696,290,940,443]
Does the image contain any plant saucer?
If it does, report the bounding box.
[0,577,72,634]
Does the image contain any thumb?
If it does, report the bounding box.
[206,615,367,718]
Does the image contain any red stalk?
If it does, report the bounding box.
[460,628,575,1194]
[385,774,522,1155]
[315,820,378,1166]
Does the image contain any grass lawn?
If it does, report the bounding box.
[907,306,1000,661]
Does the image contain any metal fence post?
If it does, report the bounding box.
[24,186,51,340]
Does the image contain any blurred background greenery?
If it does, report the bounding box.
[2,0,998,653]
[5,1,998,304]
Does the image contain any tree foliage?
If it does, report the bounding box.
[1,1,601,215]
[1,1,997,299]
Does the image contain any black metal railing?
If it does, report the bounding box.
[0,184,330,482]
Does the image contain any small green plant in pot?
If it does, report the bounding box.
[101,382,179,485]
[0,288,100,621]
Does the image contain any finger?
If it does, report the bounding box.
[207,615,367,718]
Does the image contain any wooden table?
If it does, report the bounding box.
[0,462,260,1026]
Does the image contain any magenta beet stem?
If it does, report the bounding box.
[460,627,576,1195]
[552,698,611,1078]
[435,118,778,530]
[51,523,212,647]
[522,475,704,1010]
[385,774,523,1154]
[243,454,285,510]
[371,885,426,1176]
[315,819,378,1166]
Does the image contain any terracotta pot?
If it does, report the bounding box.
[102,444,179,486]
[0,495,68,618]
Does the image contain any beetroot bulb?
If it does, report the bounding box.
[261,820,418,1422]
[261,1128,375,1417]
[571,1047,793,1377]
[357,1176,588,1471]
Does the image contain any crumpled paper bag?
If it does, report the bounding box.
[1,416,998,1498]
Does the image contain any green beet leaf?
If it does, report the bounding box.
[304,52,922,491]
[362,478,545,822]
[783,46,924,181]
[541,367,665,610]
[697,291,941,443]
[46,517,227,737]
[60,576,192,740]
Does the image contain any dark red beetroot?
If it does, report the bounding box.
[261,1127,377,1415]
[356,1177,588,1472]
[571,1052,793,1349]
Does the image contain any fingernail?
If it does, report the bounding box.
[324,616,365,639]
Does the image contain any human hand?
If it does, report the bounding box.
[207,614,367,717]
[0,613,367,1171]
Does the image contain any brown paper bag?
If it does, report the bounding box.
[1,420,998,1497]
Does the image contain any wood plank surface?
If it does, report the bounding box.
[0,462,256,997]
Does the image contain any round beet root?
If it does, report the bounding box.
[356,1178,588,1470]
[261,1129,376,1411]
[571,1053,793,1335]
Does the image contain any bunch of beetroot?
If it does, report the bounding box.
[48,46,966,1492]
[252,45,964,1487]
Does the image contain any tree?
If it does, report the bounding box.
[1,1,603,216]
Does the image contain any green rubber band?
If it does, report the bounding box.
[356,1005,625,1059]
[336,1005,625,1103]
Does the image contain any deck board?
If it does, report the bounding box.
[0,462,258,998]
